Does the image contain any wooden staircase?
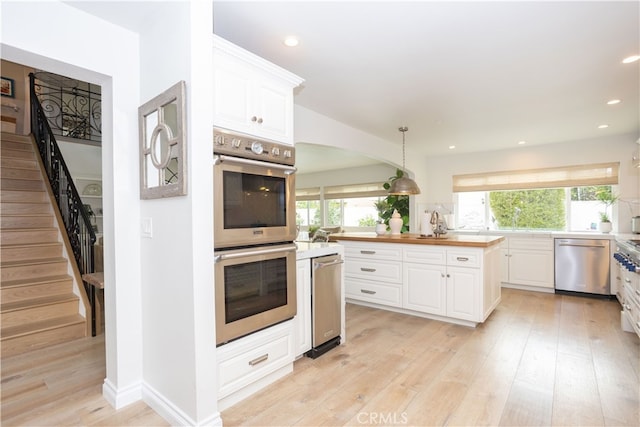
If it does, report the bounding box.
[1,132,86,357]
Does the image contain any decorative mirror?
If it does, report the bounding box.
[138,80,187,199]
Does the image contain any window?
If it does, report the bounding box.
[296,183,386,230]
[453,163,619,231]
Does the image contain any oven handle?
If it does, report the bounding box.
[214,243,298,262]
[214,154,297,175]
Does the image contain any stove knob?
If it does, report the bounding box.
[271,147,280,157]
[214,134,225,145]
[231,138,242,148]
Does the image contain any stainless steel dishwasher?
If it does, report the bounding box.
[306,253,343,359]
[554,238,610,295]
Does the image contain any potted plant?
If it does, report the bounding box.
[378,169,410,233]
[596,189,618,233]
[373,200,389,235]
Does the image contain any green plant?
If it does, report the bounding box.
[379,169,410,232]
[373,200,389,223]
[596,188,618,223]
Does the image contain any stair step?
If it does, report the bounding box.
[0,257,68,282]
[0,214,53,229]
[1,139,33,152]
[0,275,73,304]
[1,157,38,170]
[1,177,44,191]
[0,314,85,358]
[0,228,58,245]
[0,242,62,262]
[1,167,42,181]
[1,294,79,329]
[0,148,35,160]
[1,132,33,145]
[0,189,47,203]
[1,201,51,215]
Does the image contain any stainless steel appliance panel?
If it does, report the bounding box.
[214,243,297,345]
[213,129,297,249]
[310,254,343,350]
[554,238,610,295]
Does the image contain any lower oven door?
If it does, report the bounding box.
[214,243,297,345]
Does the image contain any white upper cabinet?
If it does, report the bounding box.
[213,35,304,145]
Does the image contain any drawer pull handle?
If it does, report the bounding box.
[248,354,269,366]
[361,289,376,295]
[361,267,376,272]
[625,278,632,283]
[456,257,469,262]
[360,250,376,255]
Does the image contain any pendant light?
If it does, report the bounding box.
[388,126,421,195]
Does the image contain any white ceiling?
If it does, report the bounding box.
[213,1,640,159]
[66,1,640,172]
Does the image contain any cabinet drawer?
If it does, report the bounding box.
[403,246,446,265]
[342,243,402,261]
[447,249,481,268]
[345,277,402,307]
[217,322,294,398]
[345,259,402,283]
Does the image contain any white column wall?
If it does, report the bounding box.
[137,1,218,425]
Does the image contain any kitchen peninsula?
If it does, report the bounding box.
[330,233,504,327]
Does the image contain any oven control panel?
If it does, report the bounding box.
[213,128,295,166]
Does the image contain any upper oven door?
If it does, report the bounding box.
[214,155,296,248]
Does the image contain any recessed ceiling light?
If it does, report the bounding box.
[518,140,526,145]
[283,36,299,47]
[448,145,456,150]
[598,124,609,129]
[607,99,621,105]
[622,55,640,64]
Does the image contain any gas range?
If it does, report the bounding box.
[614,239,640,273]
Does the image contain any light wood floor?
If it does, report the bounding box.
[1,288,638,426]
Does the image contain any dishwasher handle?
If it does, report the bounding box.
[557,243,607,249]
[314,259,344,269]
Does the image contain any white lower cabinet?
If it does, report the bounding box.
[404,248,481,322]
[340,240,500,326]
[295,259,312,357]
[403,263,446,316]
[502,237,554,289]
[217,320,294,410]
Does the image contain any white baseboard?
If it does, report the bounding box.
[102,378,142,409]
[143,383,222,427]
[501,283,555,294]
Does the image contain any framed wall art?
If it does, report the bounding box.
[138,80,187,199]
[1,77,15,98]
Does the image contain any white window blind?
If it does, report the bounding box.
[295,187,321,201]
[452,162,619,192]
[323,182,387,199]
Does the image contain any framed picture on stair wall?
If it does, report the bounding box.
[1,76,15,98]
[138,80,187,199]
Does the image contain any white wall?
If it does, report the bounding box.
[424,133,640,233]
[2,0,144,410]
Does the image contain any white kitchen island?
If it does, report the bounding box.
[332,233,504,327]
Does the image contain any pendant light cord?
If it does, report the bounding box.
[399,126,408,171]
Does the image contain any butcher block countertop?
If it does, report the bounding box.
[330,232,505,248]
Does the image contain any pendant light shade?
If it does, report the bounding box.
[389,126,421,195]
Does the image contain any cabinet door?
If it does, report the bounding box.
[295,259,312,356]
[446,266,480,321]
[254,79,292,143]
[508,249,554,288]
[214,65,252,133]
[403,263,446,316]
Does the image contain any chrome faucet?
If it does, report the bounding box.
[430,210,448,237]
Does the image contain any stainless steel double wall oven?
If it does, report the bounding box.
[213,128,297,345]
